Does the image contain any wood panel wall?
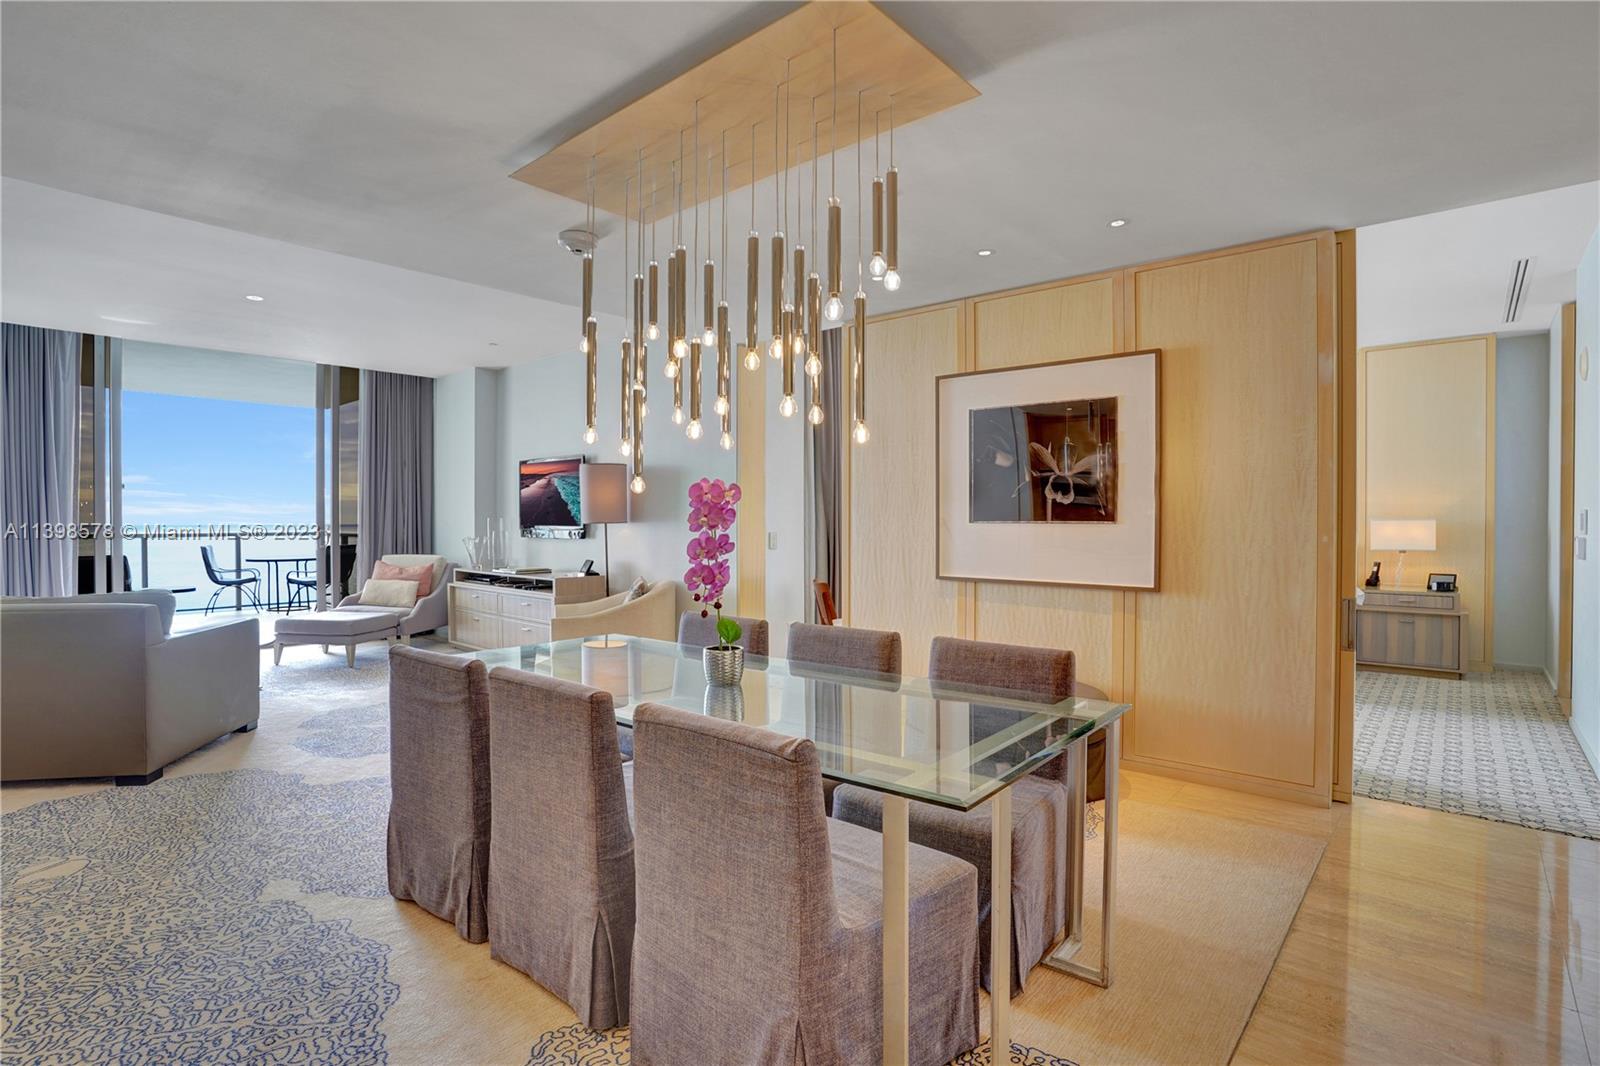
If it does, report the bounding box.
[1357,335,1495,671]
[848,232,1339,804]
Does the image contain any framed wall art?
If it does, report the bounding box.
[936,349,1160,589]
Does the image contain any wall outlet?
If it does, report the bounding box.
[1580,509,1590,535]
[1578,536,1588,562]
[767,532,778,550]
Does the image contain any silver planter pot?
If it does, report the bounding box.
[702,644,745,687]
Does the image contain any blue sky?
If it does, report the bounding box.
[121,391,315,527]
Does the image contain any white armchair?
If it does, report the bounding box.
[550,581,677,642]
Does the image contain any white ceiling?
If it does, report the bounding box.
[1357,181,1599,349]
[3,2,1597,376]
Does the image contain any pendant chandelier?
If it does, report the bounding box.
[548,7,973,496]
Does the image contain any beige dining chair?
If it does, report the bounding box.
[786,621,903,815]
[627,701,979,1066]
[832,636,1077,996]
[386,646,492,942]
[486,667,636,1029]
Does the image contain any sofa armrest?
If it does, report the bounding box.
[549,583,677,642]
[145,616,261,769]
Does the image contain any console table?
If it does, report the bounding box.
[1355,586,1468,678]
[447,569,605,650]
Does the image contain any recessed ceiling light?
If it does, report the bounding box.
[99,314,155,326]
[1107,218,1128,229]
[976,249,994,257]
[488,341,500,347]
[244,294,265,302]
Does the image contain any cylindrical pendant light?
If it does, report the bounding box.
[686,338,704,439]
[703,257,716,348]
[715,302,731,417]
[580,252,593,351]
[769,80,785,361]
[870,110,887,280]
[630,372,645,494]
[884,98,901,292]
[672,130,689,361]
[619,339,633,457]
[647,178,660,341]
[852,292,868,442]
[744,122,760,372]
[584,316,598,443]
[779,307,796,417]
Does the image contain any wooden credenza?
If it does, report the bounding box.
[1355,587,1468,678]
[447,569,605,650]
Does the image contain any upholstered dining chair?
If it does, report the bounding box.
[786,621,901,676]
[386,646,492,943]
[627,701,979,1066]
[832,636,1077,996]
[615,609,773,760]
[486,667,635,1029]
[786,621,903,815]
[675,609,770,655]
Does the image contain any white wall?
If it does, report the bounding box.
[493,334,736,612]
[1549,313,1568,688]
[1571,229,1599,774]
[763,354,806,656]
[1494,333,1551,669]
[433,366,501,565]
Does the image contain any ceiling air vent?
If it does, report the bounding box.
[1503,257,1533,324]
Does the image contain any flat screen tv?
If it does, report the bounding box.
[519,456,586,539]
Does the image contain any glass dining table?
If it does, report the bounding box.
[469,635,1130,1064]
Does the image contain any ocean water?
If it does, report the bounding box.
[129,536,326,612]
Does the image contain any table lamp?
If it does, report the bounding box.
[1369,518,1436,588]
[579,462,629,595]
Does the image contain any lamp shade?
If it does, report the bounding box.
[579,462,629,524]
[1369,518,1436,552]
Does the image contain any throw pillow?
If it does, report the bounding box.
[360,578,420,608]
[624,577,652,602]
[372,559,434,597]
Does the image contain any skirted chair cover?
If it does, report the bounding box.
[786,621,902,676]
[832,636,1078,996]
[617,609,773,761]
[386,645,492,943]
[628,702,979,1066]
[786,622,903,815]
[675,610,770,654]
[486,667,635,1029]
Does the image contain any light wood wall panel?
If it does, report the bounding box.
[1126,236,1331,793]
[848,305,966,669]
[968,275,1124,695]
[1358,336,1494,670]
[846,232,1338,803]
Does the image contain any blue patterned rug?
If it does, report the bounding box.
[526,1025,1077,1065]
[2,769,396,1064]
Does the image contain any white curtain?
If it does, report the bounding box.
[2,323,81,596]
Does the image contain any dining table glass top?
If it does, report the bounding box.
[468,635,1130,812]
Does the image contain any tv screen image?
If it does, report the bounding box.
[519,457,586,539]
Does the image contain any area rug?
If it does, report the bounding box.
[1006,796,1326,1065]
[525,1025,1077,1065]
[2,647,1323,1065]
[1353,668,1600,839]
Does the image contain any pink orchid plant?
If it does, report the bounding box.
[685,477,742,647]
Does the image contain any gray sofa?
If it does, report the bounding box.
[1,590,260,785]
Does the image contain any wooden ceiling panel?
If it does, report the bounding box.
[510,1,977,222]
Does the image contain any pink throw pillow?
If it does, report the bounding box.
[372,560,434,597]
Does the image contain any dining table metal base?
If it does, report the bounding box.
[880,788,1014,1066]
[1040,718,1120,988]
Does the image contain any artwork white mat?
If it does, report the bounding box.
[937,350,1159,589]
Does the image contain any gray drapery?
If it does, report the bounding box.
[802,329,844,622]
[2,324,81,597]
[356,369,433,589]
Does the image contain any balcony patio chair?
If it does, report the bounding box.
[199,546,262,614]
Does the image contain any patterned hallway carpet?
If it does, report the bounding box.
[1354,668,1600,839]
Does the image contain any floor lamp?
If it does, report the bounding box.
[579,462,629,596]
